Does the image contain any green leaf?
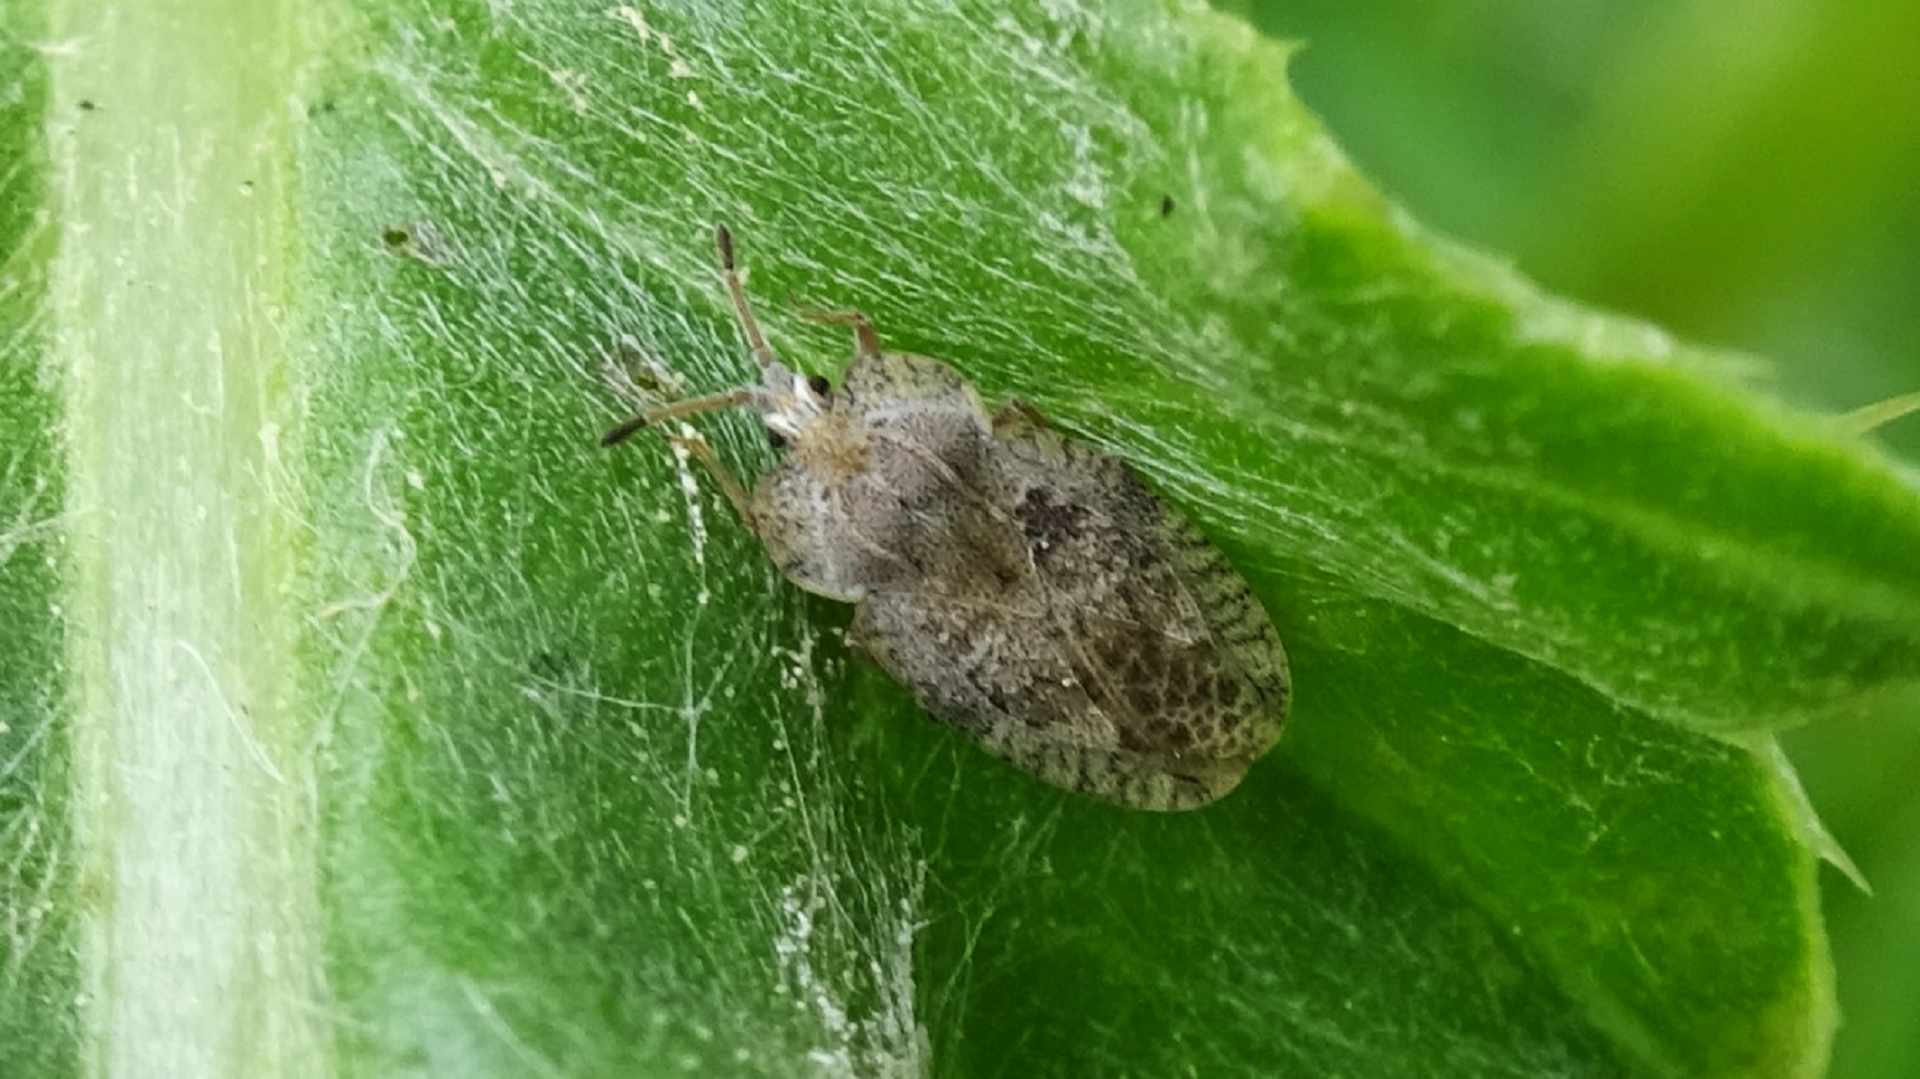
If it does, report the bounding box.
[2,8,76,1078]
[9,0,1919,1075]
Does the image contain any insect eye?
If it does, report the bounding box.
[807,374,831,395]
[767,429,789,450]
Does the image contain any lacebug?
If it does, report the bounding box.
[602,226,1289,809]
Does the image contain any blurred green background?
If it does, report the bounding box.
[1231,1,1920,1075]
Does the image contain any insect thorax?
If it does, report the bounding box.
[753,383,1024,601]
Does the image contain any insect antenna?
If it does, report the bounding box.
[600,387,753,447]
[599,415,650,447]
[716,224,780,371]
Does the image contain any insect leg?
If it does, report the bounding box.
[792,304,883,360]
[600,388,753,447]
[662,430,759,527]
[715,224,781,371]
[840,614,879,663]
[991,397,1052,432]
[598,339,674,408]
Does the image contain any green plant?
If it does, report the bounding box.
[5,1,1917,1075]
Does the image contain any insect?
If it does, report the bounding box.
[602,226,1290,810]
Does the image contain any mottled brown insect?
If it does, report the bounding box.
[602,226,1290,810]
